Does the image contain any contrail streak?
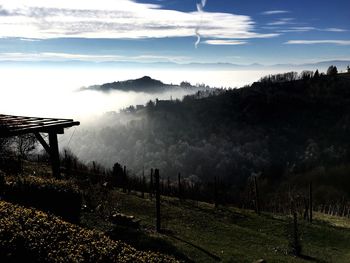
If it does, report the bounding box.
[195,0,207,48]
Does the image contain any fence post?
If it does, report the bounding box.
[309,182,313,223]
[214,176,218,208]
[141,174,145,198]
[178,173,181,200]
[254,176,260,215]
[155,169,161,232]
[167,176,170,196]
[123,166,127,193]
[150,168,153,200]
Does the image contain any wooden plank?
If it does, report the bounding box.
[0,114,79,138]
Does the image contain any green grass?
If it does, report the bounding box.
[82,190,350,263]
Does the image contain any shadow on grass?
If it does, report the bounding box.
[298,254,327,263]
[107,226,193,262]
[166,233,221,262]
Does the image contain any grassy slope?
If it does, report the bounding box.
[82,190,350,263]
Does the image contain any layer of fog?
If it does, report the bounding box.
[0,65,299,169]
[0,66,293,120]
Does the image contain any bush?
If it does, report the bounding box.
[0,201,178,263]
[3,175,82,223]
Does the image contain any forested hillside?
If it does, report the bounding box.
[72,71,350,197]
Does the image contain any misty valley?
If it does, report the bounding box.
[2,66,350,262]
[1,0,350,262]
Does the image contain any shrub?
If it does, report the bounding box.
[0,201,178,262]
[3,175,82,223]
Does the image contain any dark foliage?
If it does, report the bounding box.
[2,176,82,223]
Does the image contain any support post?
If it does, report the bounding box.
[48,132,60,179]
[155,169,161,232]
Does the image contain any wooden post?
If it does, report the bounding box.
[254,176,260,215]
[293,210,300,256]
[303,197,309,221]
[309,182,313,223]
[290,199,301,256]
[142,174,145,198]
[214,176,218,208]
[123,166,127,193]
[48,132,60,179]
[178,173,181,199]
[155,169,161,232]
[150,168,153,200]
[167,176,170,195]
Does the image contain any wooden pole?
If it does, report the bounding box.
[150,168,154,200]
[254,176,260,215]
[290,199,301,256]
[155,169,161,232]
[123,166,127,193]
[167,176,170,195]
[309,182,313,223]
[293,210,300,256]
[142,174,145,198]
[214,176,218,208]
[178,173,181,200]
[48,132,60,179]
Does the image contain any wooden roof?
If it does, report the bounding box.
[0,114,80,137]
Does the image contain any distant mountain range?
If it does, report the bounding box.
[1,59,349,72]
[80,76,208,93]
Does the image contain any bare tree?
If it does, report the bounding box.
[13,134,37,160]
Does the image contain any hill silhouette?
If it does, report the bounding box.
[82,76,206,93]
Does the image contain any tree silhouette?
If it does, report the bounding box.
[327,65,338,76]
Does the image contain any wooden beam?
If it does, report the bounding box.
[34,132,50,154]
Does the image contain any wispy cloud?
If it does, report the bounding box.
[262,10,289,15]
[0,52,191,63]
[277,27,316,33]
[267,18,294,26]
[0,0,277,42]
[277,27,348,33]
[324,28,348,32]
[285,40,350,45]
[204,39,248,45]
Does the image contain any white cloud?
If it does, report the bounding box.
[262,10,289,15]
[0,0,277,41]
[285,40,350,45]
[204,39,247,45]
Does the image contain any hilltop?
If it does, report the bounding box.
[81,76,208,93]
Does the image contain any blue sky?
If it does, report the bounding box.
[0,0,349,65]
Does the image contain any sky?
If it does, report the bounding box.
[0,0,349,65]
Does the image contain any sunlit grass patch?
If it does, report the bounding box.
[0,200,179,263]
